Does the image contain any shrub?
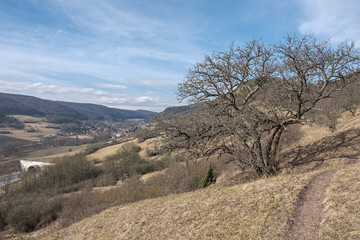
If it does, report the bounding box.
[135,128,157,143]
[104,143,150,180]
[7,196,62,232]
[94,173,117,187]
[146,160,207,194]
[19,155,102,193]
[198,166,216,188]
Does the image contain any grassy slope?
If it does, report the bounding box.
[86,139,137,162]
[21,145,88,163]
[0,115,60,142]
[15,109,360,239]
[299,110,360,147]
[321,161,360,239]
[29,172,317,240]
[86,138,158,163]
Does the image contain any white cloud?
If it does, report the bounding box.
[52,0,164,40]
[98,96,128,104]
[95,83,128,90]
[146,90,156,95]
[0,80,106,97]
[298,0,360,44]
[125,78,175,89]
[135,96,158,103]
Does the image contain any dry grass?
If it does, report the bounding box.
[1,115,61,142]
[299,110,360,147]
[298,124,331,146]
[0,128,45,142]
[24,145,87,159]
[86,138,160,163]
[321,161,360,240]
[9,115,43,123]
[279,108,360,175]
[25,171,318,240]
[5,110,360,239]
[86,139,137,161]
[138,138,157,159]
[22,145,88,163]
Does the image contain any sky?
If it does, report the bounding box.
[0,0,359,112]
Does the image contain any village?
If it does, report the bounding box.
[44,127,131,139]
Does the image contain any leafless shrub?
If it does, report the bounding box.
[7,196,63,232]
[318,98,342,132]
[146,157,225,194]
[94,173,117,187]
[18,156,101,194]
[104,143,161,181]
[135,128,157,143]
[338,75,360,116]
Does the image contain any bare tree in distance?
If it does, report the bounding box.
[339,74,360,116]
[155,34,360,176]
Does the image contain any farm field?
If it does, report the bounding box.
[0,115,60,142]
[18,145,88,162]
[87,138,137,162]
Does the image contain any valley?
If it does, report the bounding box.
[1,105,359,239]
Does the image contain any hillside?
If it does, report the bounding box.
[28,171,317,239]
[158,105,192,118]
[0,92,155,121]
[15,109,360,240]
[25,162,360,240]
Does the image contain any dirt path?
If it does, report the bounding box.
[285,170,337,240]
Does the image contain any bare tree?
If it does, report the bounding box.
[317,97,342,132]
[155,34,360,176]
[339,73,360,116]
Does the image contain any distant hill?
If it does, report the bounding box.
[159,105,191,117]
[159,103,204,119]
[0,92,155,121]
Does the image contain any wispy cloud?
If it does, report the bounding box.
[135,96,158,103]
[126,78,175,89]
[52,0,164,39]
[298,0,360,44]
[95,83,128,90]
[1,0,316,111]
[0,80,106,97]
[98,96,128,104]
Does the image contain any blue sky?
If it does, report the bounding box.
[0,0,359,112]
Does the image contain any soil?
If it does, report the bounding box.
[285,159,358,240]
[285,170,336,240]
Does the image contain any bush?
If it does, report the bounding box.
[146,160,206,194]
[19,155,102,193]
[135,128,157,143]
[58,176,165,227]
[0,115,24,129]
[198,166,216,188]
[94,173,117,187]
[104,143,150,180]
[7,196,62,232]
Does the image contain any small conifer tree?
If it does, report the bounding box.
[198,166,216,188]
